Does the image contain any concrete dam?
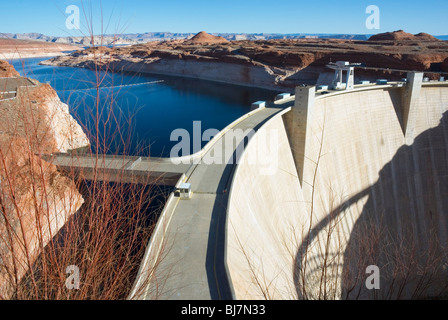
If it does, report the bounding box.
[130,72,448,300]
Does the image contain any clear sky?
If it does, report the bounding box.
[1,0,447,37]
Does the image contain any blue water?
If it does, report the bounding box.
[10,57,279,157]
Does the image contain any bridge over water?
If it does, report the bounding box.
[46,154,190,186]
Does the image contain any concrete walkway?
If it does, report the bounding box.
[0,77,36,100]
[48,154,191,186]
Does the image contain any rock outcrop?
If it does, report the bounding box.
[17,83,91,153]
[442,58,448,73]
[0,135,85,298]
[185,31,230,44]
[368,30,439,41]
[42,30,448,90]
[0,60,20,77]
[0,61,89,298]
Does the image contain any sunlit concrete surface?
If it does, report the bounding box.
[227,77,448,299]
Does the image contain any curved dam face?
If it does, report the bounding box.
[226,79,448,299]
[226,113,306,299]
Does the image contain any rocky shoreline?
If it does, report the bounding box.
[0,38,79,61]
[40,31,448,91]
[41,55,300,91]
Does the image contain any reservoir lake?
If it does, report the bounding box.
[11,57,279,157]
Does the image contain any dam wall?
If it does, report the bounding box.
[226,113,305,299]
[226,81,448,299]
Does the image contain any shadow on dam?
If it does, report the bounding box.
[294,111,448,300]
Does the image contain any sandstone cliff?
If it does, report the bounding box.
[17,83,91,153]
[0,61,89,298]
[442,58,448,73]
[0,38,80,59]
[0,60,20,77]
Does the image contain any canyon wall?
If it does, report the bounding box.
[0,39,79,59]
[0,61,89,297]
[110,59,299,91]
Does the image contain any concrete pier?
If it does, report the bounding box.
[401,72,424,144]
[285,85,315,185]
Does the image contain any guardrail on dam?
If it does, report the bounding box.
[131,73,448,300]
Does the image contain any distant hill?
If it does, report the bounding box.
[1,32,52,41]
[185,31,229,44]
[368,30,439,41]
[1,32,369,46]
[4,31,445,45]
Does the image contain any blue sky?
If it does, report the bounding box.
[1,0,447,36]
